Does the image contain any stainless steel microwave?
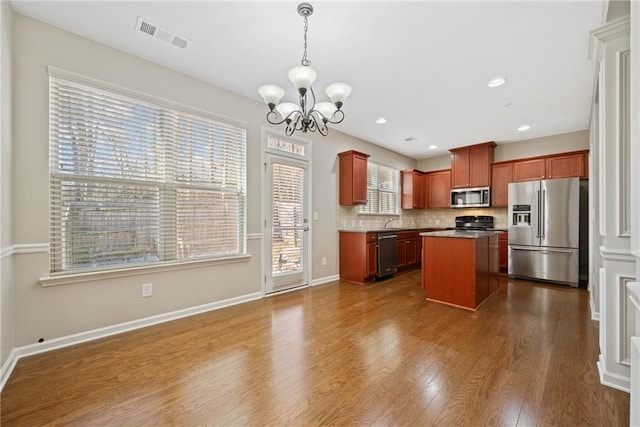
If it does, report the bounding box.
[450,187,491,208]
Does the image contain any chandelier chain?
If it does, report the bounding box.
[301,16,311,66]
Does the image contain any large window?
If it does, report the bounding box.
[359,161,399,215]
[49,75,246,274]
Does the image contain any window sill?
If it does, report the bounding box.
[39,254,252,287]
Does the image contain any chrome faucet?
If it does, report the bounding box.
[383,218,393,228]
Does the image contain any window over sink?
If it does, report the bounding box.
[359,161,399,215]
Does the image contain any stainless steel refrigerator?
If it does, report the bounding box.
[508,177,579,287]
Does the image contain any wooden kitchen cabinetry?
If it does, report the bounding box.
[498,231,508,274]
[450,141,496,188]
[338,150,369,206]
[512,150,588,183]
[425,169,451,209]
[545,151,588,179]
[512,158,546,182]
[401,169,425,209]
[366,238,377,278]
[339,231,377,284]
[491,162,513,207]
[396,231,419,269]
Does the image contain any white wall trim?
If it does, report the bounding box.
[618,275,635,366]
[589,15,631,61]
[311,274,339,287]
[247,233,262,240]
[13,243,49,254]
[629,282,640,313]
[0,290,263,393]
[600,245,636,262]
[1,243,50,259]
[598,354,631,392]
[618,48,631,238]
[632,337,640,426]
[0,349,19,392]
[40,254,252,287]
[632,249,640,260]
[590,296,601,321]
[0,245,13,260]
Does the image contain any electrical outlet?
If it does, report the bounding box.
[141,283,153,297]
[435,219,440,226]
[322,257,327,266]
[313,211,319,220]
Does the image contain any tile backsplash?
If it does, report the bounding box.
[338,205,508,230]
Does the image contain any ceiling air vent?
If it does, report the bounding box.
[135,17,189,49]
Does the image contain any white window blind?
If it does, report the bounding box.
[359,162,399,215]
[49,76,246,274]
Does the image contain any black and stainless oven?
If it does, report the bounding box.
[453,215,494,231]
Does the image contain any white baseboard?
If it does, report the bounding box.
[311,274,339,286]
[590,297,600,321]
[597,354,631,393]
[0,291,262,392]
[0,349,20,392]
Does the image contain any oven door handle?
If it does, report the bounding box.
[378,235,397,240]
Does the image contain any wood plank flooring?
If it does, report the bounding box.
[1,272,629,425]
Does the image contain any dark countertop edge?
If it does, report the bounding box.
[419,230,503,239]
[338,227,447,233]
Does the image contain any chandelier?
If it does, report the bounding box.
[258,3,352,136]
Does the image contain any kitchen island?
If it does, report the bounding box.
[420,230,501,310]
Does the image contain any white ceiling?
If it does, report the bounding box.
[10,1,603,159]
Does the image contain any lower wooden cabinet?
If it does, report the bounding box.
[498,231,508,274]
[366,240,377,278]
[339,232,378,285]
[397,231,419,269]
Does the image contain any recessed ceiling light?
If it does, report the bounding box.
[488,77,507,87]
[375,117,387,124]
[517,124,531,131]
[428,145,438,150]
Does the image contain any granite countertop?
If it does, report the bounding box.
[338,227,445,233]
[419,230,503,239]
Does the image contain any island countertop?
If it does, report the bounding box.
[420,230,503,239]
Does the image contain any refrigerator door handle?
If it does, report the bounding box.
[511,245,573,254]
[536,190,541,238]
[541,189,546,238]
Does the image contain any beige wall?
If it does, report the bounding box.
[10,14,417,347]
[1,0,14,366]
[493,130,589,162]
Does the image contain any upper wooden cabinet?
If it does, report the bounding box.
[545,151,588,179]
[401,169,425,209]
[512,150,588,182]
[491,162,513,207]
[512,158,546,182]
[450,142,496,188]
[338,150,369,205]
[426,169,451,209]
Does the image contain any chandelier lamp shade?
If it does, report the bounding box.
[258,2,352,136]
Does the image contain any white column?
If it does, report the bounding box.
[589,101,601,320]
[628,1,640,420]
[590,16,634,392]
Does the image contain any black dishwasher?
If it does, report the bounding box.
[376,232,397,278]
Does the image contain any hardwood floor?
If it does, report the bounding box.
[1,272,629,426]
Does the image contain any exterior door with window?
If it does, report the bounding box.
[264,135,310,294]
